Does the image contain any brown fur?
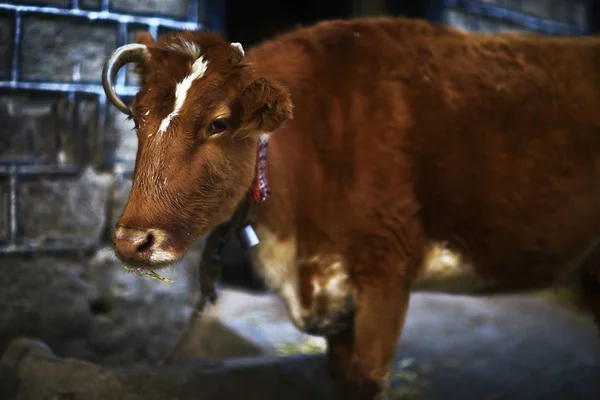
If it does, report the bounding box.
[113,17,600,399]
[117,30,292,260]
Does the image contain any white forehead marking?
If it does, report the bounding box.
[231,42,244,56]
[166,39,202,58]
[157,55,209,135]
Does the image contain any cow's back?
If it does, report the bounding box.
[248,17,600,288]
[405,30,600,288]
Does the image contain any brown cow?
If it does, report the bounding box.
[102,16,600,399]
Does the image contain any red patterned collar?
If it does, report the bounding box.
[248,134,271,203]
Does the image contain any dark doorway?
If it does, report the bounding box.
[385,0,442,21]
[224,0,354,46]
[223,0,445,47]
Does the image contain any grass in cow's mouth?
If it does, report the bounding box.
[121,264,175,283]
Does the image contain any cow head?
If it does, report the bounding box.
[103,31,293,269]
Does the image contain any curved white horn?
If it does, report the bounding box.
[102,43,150,116]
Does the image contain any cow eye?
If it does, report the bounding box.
[207,118,230,136]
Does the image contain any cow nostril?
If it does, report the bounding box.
[135,232,154,255]
[114,227,163,262]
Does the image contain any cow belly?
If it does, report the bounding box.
[416,227,600,295]
[412,238,600,295]
[418,175,600,292]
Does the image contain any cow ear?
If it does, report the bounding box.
[230,42,245,65]
[133,32,155,82]
[240,78,293,135]
[136,31,155,46]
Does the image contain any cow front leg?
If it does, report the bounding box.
[327,218,425,399]
[327,280,412,399]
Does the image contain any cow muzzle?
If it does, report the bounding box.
[113,226,178,267]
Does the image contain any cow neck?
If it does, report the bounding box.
[214,134,271,255]
[235,133,271,248]
[172,136,270,364]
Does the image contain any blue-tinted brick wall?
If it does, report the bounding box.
[443,0,589,35]
[0,0,221,253]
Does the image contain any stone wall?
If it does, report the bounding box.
[0,0,223,366]
[442,0,589,35]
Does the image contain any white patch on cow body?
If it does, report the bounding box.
[248,225,306,326]
[280,282,305,327]
[324,264,347,293]
[313,282,322,295]
[412,242,495,293]
[248,224,297,289]
[248,227,355,335]
[157,56,209,135]
[305,254,351,302]
[249,225,493,306]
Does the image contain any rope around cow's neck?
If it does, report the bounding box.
[160,200,254,365]
[160,136,270,365]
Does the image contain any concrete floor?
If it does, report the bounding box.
[393,292,600,400]
[195,287,600,400]
[4,287,600,400]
